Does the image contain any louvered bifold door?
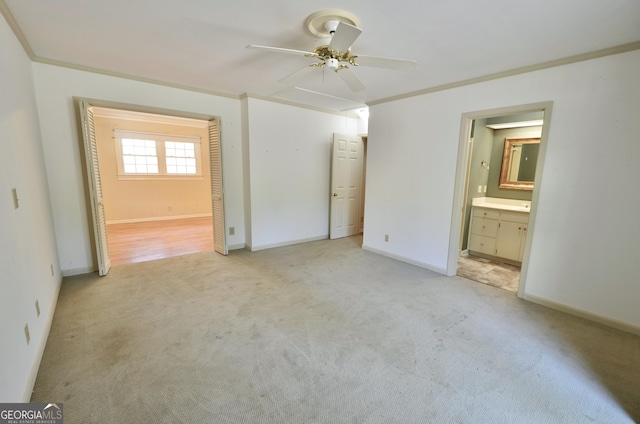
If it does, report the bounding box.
[209,119,227,255]
[79,100,111,275]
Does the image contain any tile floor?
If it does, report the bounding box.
[456,254,520,292]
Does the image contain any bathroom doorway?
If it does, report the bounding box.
[447,102,553,298]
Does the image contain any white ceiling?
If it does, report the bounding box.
[4,0,640,112]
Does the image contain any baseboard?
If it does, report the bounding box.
[106,213,212,225]
[227,243,246,251]
[523,293,640,337]
[361,244,448,275]
[61,266,95,277]
[460,249,469,257]
[22,276,62,401]
[249,235,328,252]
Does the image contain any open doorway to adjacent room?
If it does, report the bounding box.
[449,102,552,296]
[92,107,215,266]
[77,100,227,275]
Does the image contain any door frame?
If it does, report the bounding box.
[447,101,553,299]
[74,97,228,270]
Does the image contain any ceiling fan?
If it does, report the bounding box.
[246,10,417,92]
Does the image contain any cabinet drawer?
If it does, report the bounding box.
[471,217,498,237]
[500,211,529,224]
[469,235,496,255]
[473,207,500,220]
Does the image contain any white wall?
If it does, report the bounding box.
[244,98,359,250]
[364,50,640,331]
[0,16,61,401]
[30,64,245,274]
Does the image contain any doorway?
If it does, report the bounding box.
[448,102,553,298]
[329,133,366,240]
[77,100,227,275]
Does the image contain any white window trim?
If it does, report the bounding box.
[113,130,203,180]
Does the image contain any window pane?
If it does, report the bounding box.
[120,138,158,174]
[164,139,198,174]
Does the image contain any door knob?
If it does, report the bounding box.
[333,193,338,197]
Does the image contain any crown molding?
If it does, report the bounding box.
[32,56,240,100]
[0,0,34,58]
[368,40,640,107]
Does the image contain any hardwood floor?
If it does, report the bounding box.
[106,217,214,266]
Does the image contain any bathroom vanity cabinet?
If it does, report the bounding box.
[468,206,529,264]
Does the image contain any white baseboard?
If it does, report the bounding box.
[249,235,328,252]
[22,276,62,401]
[361,244,448,275]
[61,266,95,277]
[523,293,640,337]
[227,243,246,251]
[106,213,212,225]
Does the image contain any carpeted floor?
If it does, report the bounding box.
[32,236,640,423]
[457,254,520,292]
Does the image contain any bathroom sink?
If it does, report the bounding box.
[472,197,531,213]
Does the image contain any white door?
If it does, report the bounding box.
[330,134,364,239]
[209,119,227,255]
[79,101,111,276]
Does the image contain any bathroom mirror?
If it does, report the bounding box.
[499,137,540,190]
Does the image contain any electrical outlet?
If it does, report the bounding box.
[24,324,30,345]
[229,227,235,236]
[477,185,482,193]
[483,185,487,193]
[35,300,40,317]
[384,234,389,242]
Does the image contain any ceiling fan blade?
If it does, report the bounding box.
[246,44,315,57]
[329,22,362,52]
[279,65,320,84]
[355,54,417,71]
[336,67,366,92]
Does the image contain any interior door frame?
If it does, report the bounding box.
[447,101,553,299]
[74,97,227,269]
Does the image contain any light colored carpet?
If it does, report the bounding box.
[32,236,640,423]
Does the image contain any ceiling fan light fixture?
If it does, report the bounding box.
[326,58,339,71]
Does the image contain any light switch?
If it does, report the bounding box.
[12,188,19,209]
[477,185,482,193]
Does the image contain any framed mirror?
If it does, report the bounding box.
[499,137,540,190]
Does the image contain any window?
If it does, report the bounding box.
[165,141,196,174]
[114,130,202,179]
[121,138,158,174]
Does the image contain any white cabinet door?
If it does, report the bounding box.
[496,221,525,261]
[518,225,528,262]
